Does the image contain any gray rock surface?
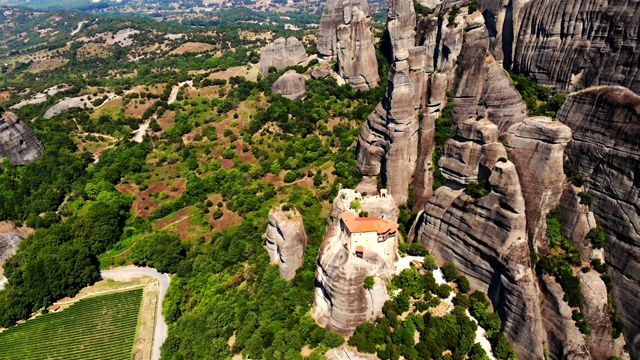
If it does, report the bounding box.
[271,70,306,101]
[411,118,546,359]
[312,190,397,334]
[502,117,571,252]
[259,37,308,76]
[318,0,379,89]
[265,205,307,281]
[539,276,591,359]
[0,109,44,166]
[557,86,640,358]
[479,0,640,93]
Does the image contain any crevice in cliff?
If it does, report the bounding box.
[501,0,514,69]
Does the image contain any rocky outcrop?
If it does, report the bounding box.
[451,11,528,132]
[479,0,640,93]
[318,0,379,89]
[264,205,307,281]
[357,6,529,207]
[557,86,640,358]
[271,70,306,101]
[259,37,308,76]
[312,190,397,334]
[539,276,591,359]
[411,118,545,359]
[356,0,423,204]
[501,117,571,252]
[0,109,44,166]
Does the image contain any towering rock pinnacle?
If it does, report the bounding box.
[264,205,308,281]
[312,190,398,334]
[502,117,572,251]
[356,0,423,204]
[318,0,379,90]
[0,109,44,166]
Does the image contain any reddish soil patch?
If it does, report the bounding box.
[220,159,234,169]
[187,86,219,98]
[152,206,193,229]
[207,65,258,82]
[206,195,243,231]
[117,178,187,217]
[125,99,154,118]
[157,110,175,130]
[170,42,215,55]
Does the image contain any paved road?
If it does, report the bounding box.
[102,267,170,360]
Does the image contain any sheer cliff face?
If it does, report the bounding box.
[318,0,379,89]
[312,190,397,335]
[479,0,640,93]
[413,119,545,359]
[265,206,308,281]
[357,6,527,206]
[259,37,308,76]
[502,117,572,252]
[557,86,640,358]
[0,110,44,166]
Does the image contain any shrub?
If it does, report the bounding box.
[441,262,459,282]
[407,243,428,256]
[564,160,584,187]
[364,276,375,290]
[212,209,223,220]
[283,171,298,183]
[590,258,608,274]
[456,276,471,293]
[434,284,452,299]
[422,254,437,271]
[587,226,606,249]
[465,179,491,199]
[578,191,592,206]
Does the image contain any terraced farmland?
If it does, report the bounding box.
[0,288,143,360]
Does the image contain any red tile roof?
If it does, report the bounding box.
[341,212,399,235]
[355,245,365,252]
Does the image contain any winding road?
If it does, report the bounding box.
[102,267,170,360]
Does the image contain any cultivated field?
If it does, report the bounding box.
[0,288,143,360]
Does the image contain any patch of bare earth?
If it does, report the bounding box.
[152,207,193,231]
[207,65,259,82]
[206,194,243,231]
[76,42,111,59]
[27,57,68,73]
[157,110,176,130]
[117,178,187,217]
[125,99,154,118]
[170,42,215,55]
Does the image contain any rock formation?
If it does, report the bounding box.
[264,205,307,281]
[317,0,379,89]
[271,70,307,101]
[501,117,572,252]
[478,0,640,93]
[0,109,44,166]
[358,6,528,206]
[258,37,308,76]
[312,189,397,334]
[411,118,545,359]
[557,86,640,358]
[356,0,424,204]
